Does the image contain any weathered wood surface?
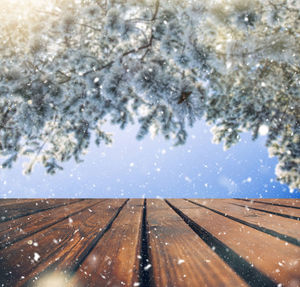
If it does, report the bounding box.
[0,199,82,222]
[70,199,144,287]
[0,199,101,248]
[230,199,300,219]
[189,199,300,245]
[146,199,247,287]
[168,199,300,286]
[235,198,300,208]
[0,198,299,287]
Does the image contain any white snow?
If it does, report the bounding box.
[258,125,269,136]
[33,252,40,262]
[144,264,152,271]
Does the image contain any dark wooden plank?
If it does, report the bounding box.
[69,199,144,287]
[238,199,300,209]
[229,199,300,219]
[0,199,82,222]
[0,199,103,248]
[0,199,38,207]
[147,199,247,287]
[168,199,300,286]
[0,199,127,287]
[189,199,300,244]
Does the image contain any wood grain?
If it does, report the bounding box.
[0,199,38,207]
[189,199,300,245]
[147,199,247,287]
[0,199,126,287]
[168,199,300,287]
[0,199,81,222]
[0,199,102,248]
[1,198,300,287]
[229,199,300,219]
[70,199,144,287]
[236,198,300,208]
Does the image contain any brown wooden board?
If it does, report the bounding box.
[0,199,103,248]
[189,199,300,246]
[146,199,247,287]
[69,199,144,287]
[1,198,300,287]
[168,199,300,286]
[0,199,126,287]
[0,199,82,222]
[229,199,300,219]
[0,199,38,207]
[237,198,300,208]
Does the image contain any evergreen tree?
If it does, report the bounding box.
[0,0,299,190]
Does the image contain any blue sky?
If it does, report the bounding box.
[0,120,298,198]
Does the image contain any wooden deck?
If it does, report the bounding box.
[0,199,299,287]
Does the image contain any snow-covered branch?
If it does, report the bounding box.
[0,0,298,190]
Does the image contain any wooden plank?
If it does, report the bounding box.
[189,199,300,245]
[237,199,300,209]
[147,199,247,287]
[168,199,300,286]
[69,199,144,287]
[0,199,82,222]
[0,199,127,287]
[0,199,38,207]
[0,199,103,248]
[229,199,300,219]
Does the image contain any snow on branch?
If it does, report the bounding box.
[0,0,299,190]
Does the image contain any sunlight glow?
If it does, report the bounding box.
[259,125,269,136]
[0,0,55,21]
[32,272,71,287]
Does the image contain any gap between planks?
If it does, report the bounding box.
[0,199,84,223]
[230,199,300,220]
[1,199,300,287]
[234,198,300,209]
[167,199,300,287]
[185,199,300,247]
